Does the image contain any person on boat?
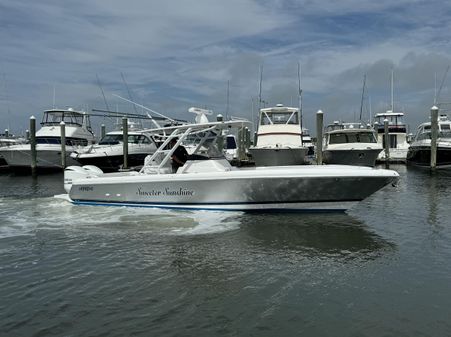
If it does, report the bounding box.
[170,138,188,172]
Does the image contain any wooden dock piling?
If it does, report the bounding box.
[122,117,128,169]
[384,119,390,168]
[316,110,323,165]
[30,116,37,175]
[430,106,439,171]
[60,121,66,169]
[101,124,106,140]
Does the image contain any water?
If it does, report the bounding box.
[1,167,451,336]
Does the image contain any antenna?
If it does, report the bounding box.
[359,74,366,122]
[96,74,110,112]
[112,94,177,124]
[258,65,263,110]
[2,72,11,132]
[226,80,230,120]
[120,72,138,114]
[434,72,437,105]
[53,84,56,109]
[298,62,304,146]
[436,65,450,107]
[390,68,394,112]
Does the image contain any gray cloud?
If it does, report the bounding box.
[1,0,451,135]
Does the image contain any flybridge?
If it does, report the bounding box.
[259,104,300,126]
[41,108,91,129]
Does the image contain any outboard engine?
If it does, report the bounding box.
[64,165,103,193]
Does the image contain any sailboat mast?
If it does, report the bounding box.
[298,62,304,146]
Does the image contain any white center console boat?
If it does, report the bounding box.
[60,120,399,212]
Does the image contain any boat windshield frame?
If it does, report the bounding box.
[328,131,377,144]
[415,122,451,140]
[260,110,299,126]
[41,110,90,128]
[98,134,153,145]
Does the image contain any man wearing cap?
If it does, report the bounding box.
[169,138,188,173]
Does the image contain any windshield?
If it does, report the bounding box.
[42,111,85,126]
[374,115,405,126]
[225,136,237,149]
[99,134,152,145]
[261,111,299,125]
[329,132,377,144]
[416,124,451,140]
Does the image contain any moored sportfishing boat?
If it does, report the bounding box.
[248,104,308,166]
[323,122,382,167]
[407,114,451,169]
[0,108,95,171]
[59,120,399,212]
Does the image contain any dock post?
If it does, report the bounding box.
[245,127,251,150]
[30,116,37,175]
[26,129,30,140]
[253,131,257,147]
[60,121,66,169]
[430,105,439,171]
[216,114,224,152]
[238,127,243,160]
[101,124,106,140]
[384,119,390,168]
[122,117,128,170]
[316,110,323,165]
[5,129,9,138]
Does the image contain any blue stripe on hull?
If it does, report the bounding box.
[71,199,349,213]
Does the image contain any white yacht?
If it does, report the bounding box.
[248,104,308,166]
[323,122,382,167]
[374,111,409,162]
[0,108,95,171]
[0,134,26,169]
[70,130,159,172]
[407,114,451,169]
[60,119,399,212]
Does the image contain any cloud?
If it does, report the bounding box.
[1,0,451,133]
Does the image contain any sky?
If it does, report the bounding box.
[1,0,451,135]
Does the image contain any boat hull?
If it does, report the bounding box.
[0,144,80,171]
[407,145,451,169]
[248,147,307,166]
[67,165,398,211]
[0,155,8,170]
[323,149,382,167]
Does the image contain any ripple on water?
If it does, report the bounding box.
[0,196,245,240]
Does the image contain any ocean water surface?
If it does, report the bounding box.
[1,166,451,336]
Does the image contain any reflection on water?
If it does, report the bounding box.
[239,213,395,260]
[406,166,451,230]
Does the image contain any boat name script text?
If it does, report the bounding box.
[137,187,194,197]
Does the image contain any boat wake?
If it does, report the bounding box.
[171,210,243,235]
[0,196,243,239]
